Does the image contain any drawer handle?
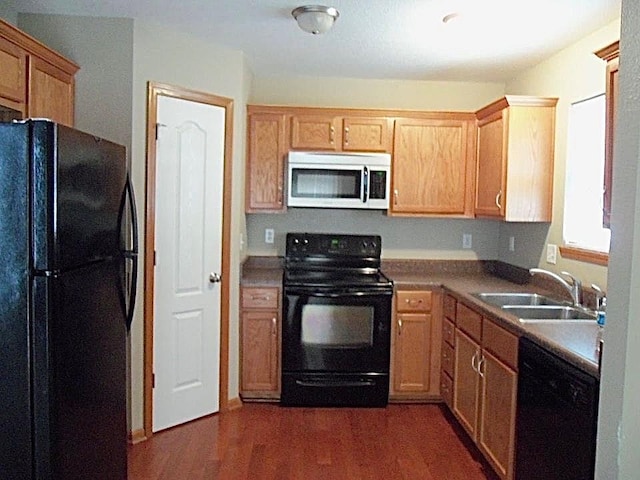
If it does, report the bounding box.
[495,190,503,209]
[251,295,270,301]
[398,318,403,335]
[344,126,350,145]
[406,298,423,305]
[271,317,277,335]
[330,126,335,143]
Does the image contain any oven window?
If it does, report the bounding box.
[301,305,374,348]
[291,168,361,199]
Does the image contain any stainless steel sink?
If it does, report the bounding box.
[502,305,597,322]
[472,292,566,308]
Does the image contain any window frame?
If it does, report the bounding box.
[559,41,619,267]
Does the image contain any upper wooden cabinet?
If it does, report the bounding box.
[0,19,78,126]
[595,41,619,229]
[246,110,287,212]
[291,113,392,152]
[28,57,75,126]
[474,96,558,222]
[0,36,27,104]
[391,115,476,216]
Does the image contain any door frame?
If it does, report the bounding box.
[143,81,233,438]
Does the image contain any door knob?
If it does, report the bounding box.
[209,272,222,283]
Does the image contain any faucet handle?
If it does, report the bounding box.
[561,271,581,287]
[591,283,607,310]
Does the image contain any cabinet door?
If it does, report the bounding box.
[478,350,517,480]
[241,310,279,396]
[291,114,341,150]
[475,111,505,218]
[342,116,391,152]
[453,329,480,440]
[0,36,26,104]
[392,118,473,215]
[246,113,287,212]
[28,56,75,126]
[392,312,432,394]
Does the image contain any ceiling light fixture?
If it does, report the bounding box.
[292,5,340,35]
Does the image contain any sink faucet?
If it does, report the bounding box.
[529,268,583,307]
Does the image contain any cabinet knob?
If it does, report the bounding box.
[394,189,399,205]
[398,318,403,335]
[272,317,277,335]
[330,126,335,143]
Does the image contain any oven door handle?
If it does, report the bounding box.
[285,289,393,298]
[296,379,376,388]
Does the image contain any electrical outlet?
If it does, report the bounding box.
[265,228,274,244]
[509,236,515,252]
[462,233,472,249]
[546,244,558,264]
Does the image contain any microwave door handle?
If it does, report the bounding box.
[363,166,369,203]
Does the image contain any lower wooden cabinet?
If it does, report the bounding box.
[478,350,517,479]
[451,300,518,480]
[440,293,457,409]
[453,329,481,436]
[240,287,280,400]
[390,289,442,401]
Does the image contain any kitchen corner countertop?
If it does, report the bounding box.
[386,266,601,379]
[241,257,601,378]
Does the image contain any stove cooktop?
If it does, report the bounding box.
[284,268,393,289]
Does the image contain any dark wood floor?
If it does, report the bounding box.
[128,403,499,480]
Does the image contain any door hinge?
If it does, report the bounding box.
[152,373,156,388]
[153,250,157,266]
[155,122,166,140]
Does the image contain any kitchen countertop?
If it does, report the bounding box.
[240,256,601,378]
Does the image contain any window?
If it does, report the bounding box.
[563,94,611,256]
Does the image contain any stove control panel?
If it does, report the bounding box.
[286,233,381,258]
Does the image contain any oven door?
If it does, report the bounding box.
[282,288,392,374]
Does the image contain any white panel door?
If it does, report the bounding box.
[153,95,224,432]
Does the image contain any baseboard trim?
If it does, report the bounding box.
[128,428,147,444]
[226,397,243,411]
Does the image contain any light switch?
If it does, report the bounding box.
[462,233,472,249]
[546,244,558,264]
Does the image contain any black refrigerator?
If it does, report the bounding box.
[0,120,138,479]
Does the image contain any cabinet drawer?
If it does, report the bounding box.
[396,290,432,312]
[483,319,518,370]
[440,371,453,407]
[443,294,456,321]
[456,303,482,342]
[443,318,455,347]
[441,341,455,377]
[242,287,279,309]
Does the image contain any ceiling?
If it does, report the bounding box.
[16,0,621,82]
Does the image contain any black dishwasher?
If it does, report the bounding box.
[515,337,599,480]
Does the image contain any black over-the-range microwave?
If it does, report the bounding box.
[286,151,391,209]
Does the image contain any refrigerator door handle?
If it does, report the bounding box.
[122,173,138,331]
